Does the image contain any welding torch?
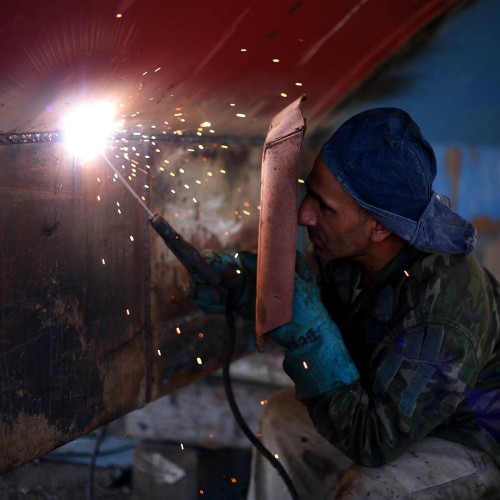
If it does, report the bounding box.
[149,214,222,287]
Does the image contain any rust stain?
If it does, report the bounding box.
[445,148,461,211]
[101,337,146,411]
[0,412,72,472]
[472,215,500,235]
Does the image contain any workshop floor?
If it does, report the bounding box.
[0,445,252,500]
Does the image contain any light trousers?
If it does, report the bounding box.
[247,388,500,499]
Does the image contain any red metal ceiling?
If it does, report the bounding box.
[0,0,458,137]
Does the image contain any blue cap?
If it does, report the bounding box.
[320,108,476,256]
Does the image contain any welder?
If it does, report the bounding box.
[188,108,500,498]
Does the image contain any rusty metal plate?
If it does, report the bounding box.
[0,139,260,473]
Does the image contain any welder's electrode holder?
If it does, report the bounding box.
[149,214,221,287]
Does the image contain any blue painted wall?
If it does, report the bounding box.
[328,0,500,258]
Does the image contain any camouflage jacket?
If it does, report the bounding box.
[305,245,500,467]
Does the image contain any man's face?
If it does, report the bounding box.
[298,156,375,262]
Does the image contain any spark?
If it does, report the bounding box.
[234,252,239,258]
[230,103,236,106]
[116,13,123,18]
[154,67,161,72]
[236,269,242,274]
[198,332,204,339]
[200,121,211,128]
[240,48,247,52]
[274,454,279,459]
[272,58,280,63]
[196,357,203,365]
[303,361,309,369]
[129,235,134,242]
[236,113,246,118]
[298,178,305,183]
[126,309,130,315]
[102,259,106,265]
[404,270,410,277]
[157,349,162,356]
[260,400,268,406]
[221,145,229,149]
[97,196,101,201]
[180,443,184,450]
[220,169,226,174]
[280,93,288,97]
[295,82,303,86]
[231,478,237,484]
[176,327,181,334]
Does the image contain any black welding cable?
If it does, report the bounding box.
[86,424,108,500]
[223,310,301,500]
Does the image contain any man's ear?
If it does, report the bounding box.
[370,220,392,243]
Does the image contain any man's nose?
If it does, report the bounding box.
[298,197,317,226]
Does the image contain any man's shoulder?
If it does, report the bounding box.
[408,252,497,325]
[413,252,487,287]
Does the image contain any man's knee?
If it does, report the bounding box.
[334,465,390,499]
[261,388,302,426]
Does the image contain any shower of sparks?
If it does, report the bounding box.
[100,153,154,218]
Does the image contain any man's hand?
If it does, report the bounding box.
[188,250,257,321]
[268,254,359,400]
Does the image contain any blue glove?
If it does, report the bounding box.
[268,254,359,400]
[188,250,256,321]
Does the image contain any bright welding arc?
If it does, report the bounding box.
[100,153,154,218]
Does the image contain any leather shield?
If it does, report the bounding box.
[255,94,307,348]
